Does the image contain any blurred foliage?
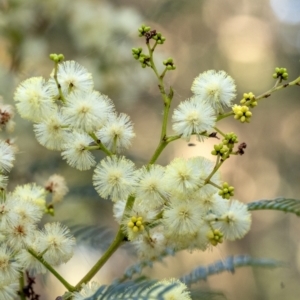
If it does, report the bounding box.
[1,0,300,299]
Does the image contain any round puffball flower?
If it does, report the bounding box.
[163,198,203,237]
[62,91,114,132]
[135,165,167,207]
[96,113,135,153]
[0,281,19,300]
[0,140,15,173]
[215,199,251,240]
[14,77,55,122]
[0,101,15,132]
[5,221,36,251]
[48,61,94,98]
[93,156,137,201]
[12,198,44,225]
[133,227,167,260]
[44,174,69,203]
[191,70,237,113]
[61,131,96,171]
[37,222,75,266]
[13,183,47,209]
[164,157,202,195]
[172,96,216,141]
[33,109,69,151]
[0,245,22,282]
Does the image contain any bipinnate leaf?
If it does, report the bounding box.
[247,197,300,216]
[180,255,283,286]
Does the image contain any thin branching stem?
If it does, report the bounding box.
[18,273,26,300]
[74,228,125,290]
[216,76,300,122]
[27,248,76,292]
[53,62,66,103]
[204,155,224,184]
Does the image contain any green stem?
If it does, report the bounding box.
[213,126,226,137]
[148,140,168,165]
[166,135,181,143]
[85,145,101,151]
[204,156,223,184]
[88,133,112,156]
[53,62,66,103]
[256,76,300,101]
[74,228,125,290]
[160,67,168,79]
[216,76,300,122]
[18,272,26,300]
[27,248,75,292]
[123,194,136,213]
[148,135,181,165]
[146,42,174,164]
[216,112,234,122]
[207,180,223,190]
[147,43,160,79]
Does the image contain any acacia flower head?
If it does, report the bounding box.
[133,227,167,260]
[163,198,203,237]
[0,245,22,283]
[37,222,75,266]
[172,96,216,141]
[44,174,69,203]
[0,281,19,300]
[13,183,47,209]
[191,70,236,113]
[135,165,167,207]
[61,131,96,171]
[0,99,15,132]
[93,155,137,201]
[215,199,252,240]
[48,60,94,98]
[96,112,135,153]
[14,77,55,122]
[164,157,202,194]
[5,220,36,251]
[0,140,15,173]
[33,109,69,150]
[62,90,114,132]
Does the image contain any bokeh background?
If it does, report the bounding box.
[1,0,300,299]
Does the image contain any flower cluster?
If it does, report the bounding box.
[13,57,252,265]
[0,97,73,299]
[0,182,73,299]
[10,46,255,299]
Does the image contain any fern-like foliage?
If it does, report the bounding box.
[115,248,176,283]
[180,255,283,286]
[68,224,115,250]
[247,197,300,216]
[83,279,179,300]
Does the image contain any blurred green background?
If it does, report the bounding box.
[1,0,300,299]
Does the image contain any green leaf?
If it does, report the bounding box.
[179,255,284,287]
[115,248,175,283]
[247,197,300,216]
[83,279,179,300]
[68,223,115,250]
